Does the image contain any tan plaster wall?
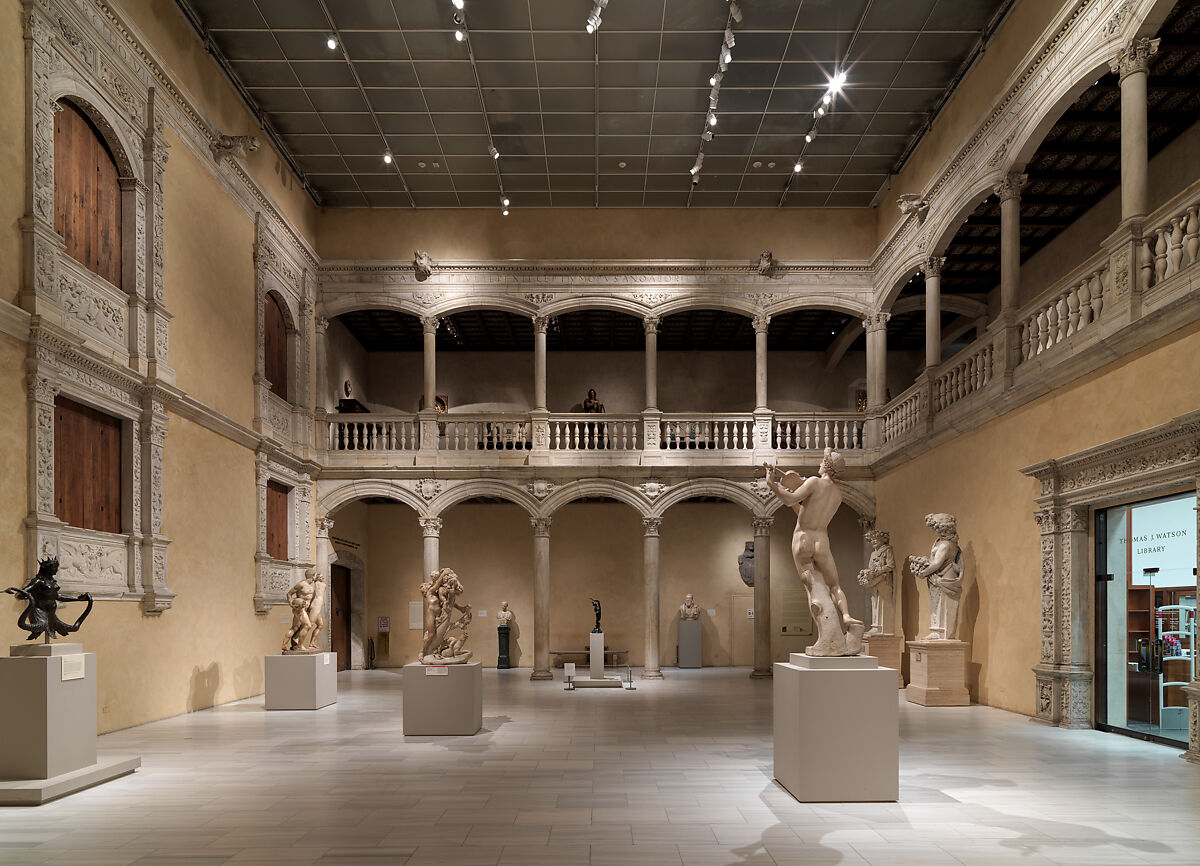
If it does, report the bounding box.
[0,335,29,639]
[162,125,256,428]
[875,321,1200,717]
[317,208,877,262]
[0,0,22,307]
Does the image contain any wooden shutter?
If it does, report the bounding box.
[54,100,122,289]
[266,479,290,560]
[264,294,288,400]
[54,396,123,534]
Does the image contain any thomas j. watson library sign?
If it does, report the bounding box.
[1124,493,1197,586]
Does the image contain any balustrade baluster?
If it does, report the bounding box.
[1077,278,1092,328]
[1154,227,1169,284]
[1167,217,1183,277]
[1140,237,1155,291]
[1185,206,1199,266]
[1046,304,1059,349]
[1056,295,1069,341]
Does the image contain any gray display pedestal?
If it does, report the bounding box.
[575,631,621,688]
[265,653,337,710]
[906,639,970,706]
[773,653,898,802]
[0,644,140,805]
[678,619,702,668]
[402,662,482,735]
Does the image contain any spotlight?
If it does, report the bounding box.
[453,0,464,7]
[710,72,722,87]
[723,27,735,49]
[822,93,831,105]
[722,49,732,64]
[326,36,337,50]
[701,129,714,141]
[690,154,704,175]
[707,112,717,127]
[502,208,510,216]
[489,145,500,159]
[455,29,464,41]
[829,70,847,93]
[501,196,510,207]
[805,130,815,143]
[691,173,700,185]
[793,161,802,172]
[815,106,825,117]
[383,150,393,164]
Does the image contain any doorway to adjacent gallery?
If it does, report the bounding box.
[1095,490,1197,746]
[331,564,352,671]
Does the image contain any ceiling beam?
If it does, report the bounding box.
[891,294,988,318]
[1026,170,1119,183]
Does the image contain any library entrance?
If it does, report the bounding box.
[1097,491,1197,745]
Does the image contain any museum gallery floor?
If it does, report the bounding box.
[1,671,1197,865]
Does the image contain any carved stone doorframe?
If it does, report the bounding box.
[1021,410,1200,760]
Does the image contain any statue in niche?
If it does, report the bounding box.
[762,448,865,656]
[857,529,895,637]
[907,513,964,641]
[4,557,93,643]
[282,569,321,654]
[589,598,603,633]
[418,568,473,664]
[737,541,755,587]
[679,594,701,621]
[495,601,513,627]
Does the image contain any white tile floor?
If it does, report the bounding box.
[2,668,1198,865]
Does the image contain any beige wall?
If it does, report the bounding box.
[876,320,1200,717]
[347,500,865,671]
[0,0,22,307]
[317,208,877,263]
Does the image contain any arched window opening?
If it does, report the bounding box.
[53,99,122,289]
[264,293,289,400]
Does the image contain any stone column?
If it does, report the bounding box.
[750,516,774,679]
[862,312,890,409]
[315,515,335,652]
[642,517,663,679]
[753,312,770,411]
[995,173,1027,386]
[421,315,438,409]
[1110,38,1159,224]
[530,517,553,680]
[314,315,330,413]
[643,316,659,410]
[418,517,441,580]
[533,316,549,411]
[924,257,945,370]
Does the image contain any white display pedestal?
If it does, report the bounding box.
[863,634,904,688]
[265,653,337,711]
[402,662,482,735]
[576,632,621,688]
[0,644,140,805]
[678,620,702,668]
[906,639,970,706]
[773,653,898,802]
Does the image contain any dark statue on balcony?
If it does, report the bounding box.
[590,598,603,633]
[4,557,94,643]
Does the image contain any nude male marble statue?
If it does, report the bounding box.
[282,570,318,653]
[763,448,865,656]
[907,513,964,640]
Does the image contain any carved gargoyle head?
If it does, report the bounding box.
[897,194,929,223]
[758,250,775,275]
[210,134,260,162]
[413,249,434,281]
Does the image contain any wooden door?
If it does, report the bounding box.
[730,593,755,667]
[331,564,352,671]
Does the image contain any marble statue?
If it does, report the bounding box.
[763,448,865,656]
[857,530,895,637]
[282,569,321,654]
[495,601,513,627]
[3,557,93,643]
[679,594,701,621]
[737,541,755,587]
[589,598,602,633]
[907,513,964,641]
[413,249,433,281]
[758,250,775,275]
[306,572,327,650]
[419,568,473,664]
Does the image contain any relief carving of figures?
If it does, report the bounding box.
[907,513,965,641]
[857,529,895,637]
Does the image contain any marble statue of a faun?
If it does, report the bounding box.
[762,448,865,656]
[907,513,964,641]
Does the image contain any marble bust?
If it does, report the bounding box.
[763,448,865,656]
[907,513,965,641]
[679,594,701,621]
[418,568,474,664]
[495,601,513,627]
[857,529,895,637]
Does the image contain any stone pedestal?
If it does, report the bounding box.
[906,639,970,706]
[0,646,140,805]
[402,662,483,735]
[497,625,511,669]
[863,634,903,688]
[576,631,622,688]
[678,620,702,668]
[773,653,898,802]
[265,653,337,711]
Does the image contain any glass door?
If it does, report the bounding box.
[1096,491,1197,745]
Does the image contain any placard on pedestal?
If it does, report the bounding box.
[906,639,970,706]
[773,653,898,802]
[0,644,140,805]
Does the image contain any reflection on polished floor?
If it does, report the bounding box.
[2,668,1198,865]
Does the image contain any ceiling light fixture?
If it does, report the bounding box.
[489,145,500,160]
[689,0,742,197]
[585,0,608,33]
[805,129,815,143]
[383,150,393,164]
[452,0,464,8]
[326,36,337,50]
[728,1,743,24]
[502,209,509,216]
[455,28,464,41]
[793,161,802,172]
[707,112,718,127]
[690,153,704,175]
[501,196,510,207]
[828,70,847,94]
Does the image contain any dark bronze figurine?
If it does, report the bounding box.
[4,557,93,643]
[589,597,602,634]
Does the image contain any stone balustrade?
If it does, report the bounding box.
[1142,187,1200,292]
[935,339,996,412]
[1018,255,1109,363]
[660,414,755,451]
[882,383,924,444]
[774,414,864,451]
[441,415,532,451]
[327,414,420,451]
[549,414,640,451]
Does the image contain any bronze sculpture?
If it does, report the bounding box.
[4,557,94,643]
[589,598,602,633]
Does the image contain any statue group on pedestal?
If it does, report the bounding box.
[282,569,327,654]
[419,568,473,664]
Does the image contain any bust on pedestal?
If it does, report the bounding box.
[678,594,702,668]
[905,514,970,706]
[496,601,513,669]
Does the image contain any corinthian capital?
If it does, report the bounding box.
[993,172,1027,203]
[1109,37,1159,81]
[533,316,550,334]
[418,517,443,538]
[861,311,890,333]
[925,256,946,280]
[752,312,771,334]
[420,316,439,335]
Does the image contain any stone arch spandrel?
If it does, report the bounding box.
[540,479,652,518]
[426,480,541,519]
[650,478,767,520]
[763,479,875,525]
[318,480,428,518]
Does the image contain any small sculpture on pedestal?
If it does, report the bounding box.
[419,568,473,664]
[679,594,701,621]
[4,557,93,643]
[496,601,513,627]
[589,598,602,633]
[282,569,325,654]
[495,601,513,669]
[857,530,895,637]
[907,513,964,641]
[763,448,865,656]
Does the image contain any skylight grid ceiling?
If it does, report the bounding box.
[178,0,1013,208]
